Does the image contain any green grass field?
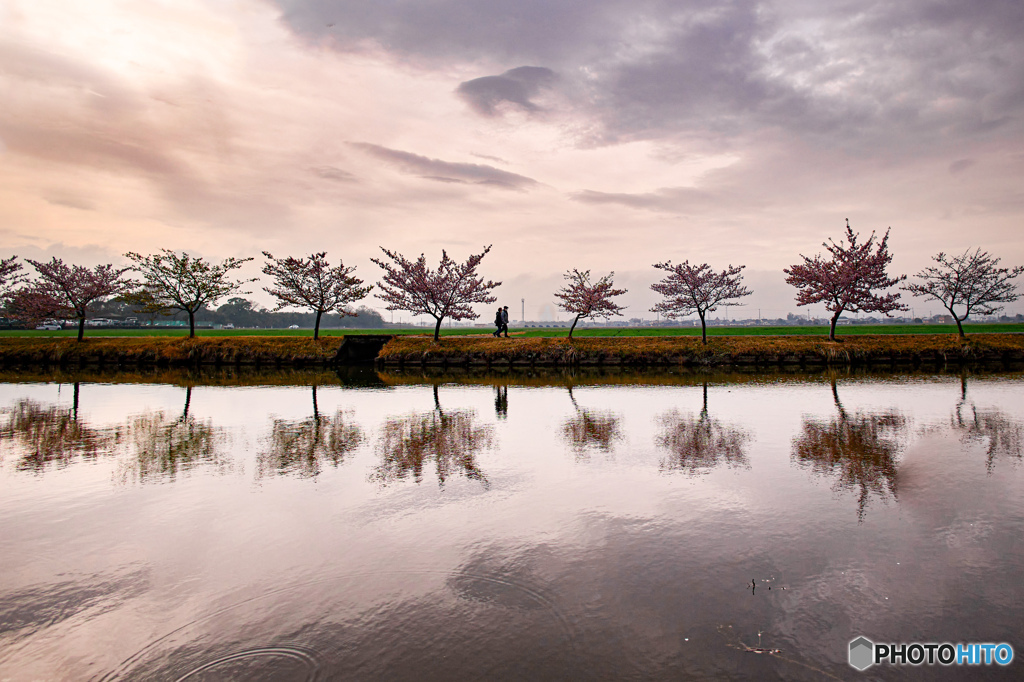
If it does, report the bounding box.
[2,323,1022,339]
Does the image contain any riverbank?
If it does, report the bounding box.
[377,334,1024,368]
[1,333,1023,369]
[0,336,351,368]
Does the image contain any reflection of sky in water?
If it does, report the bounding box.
[0,373,1022,680]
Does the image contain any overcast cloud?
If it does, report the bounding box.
[1,0,1022,319]
[276,0,1024,149]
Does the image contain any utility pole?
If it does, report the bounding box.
[521,298,525,324]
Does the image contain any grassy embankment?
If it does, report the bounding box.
[377,333,1024,368]
[0,336,346,368]
[1,327,1023,368]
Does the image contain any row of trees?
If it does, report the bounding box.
[549,221,1022,342]
[554,221,1023,342]
[1,220,1021,342]
[0,250,377,341]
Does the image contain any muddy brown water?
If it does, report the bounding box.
[1,369,1022,680]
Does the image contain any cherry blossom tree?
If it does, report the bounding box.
[903,248,1023,339]
[651,261,751,344]
[784,220,906,341]
[371,245,500,341]
[11,258,133,341]
[262,251,372,339]
[553,269,627,339]
[0,256,24,302]
[124,250,255,338]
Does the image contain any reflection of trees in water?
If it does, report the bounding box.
[118,386,228,483]
[373,384,492,487]
[951,375,1023,472]
[656,382,750,475]
[562,385,622,459]
[0,383,115,471]
[792,379,906,520]
[0,384,229,482]
[257,385,363,478]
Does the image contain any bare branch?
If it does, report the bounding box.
[903,248,1023,337]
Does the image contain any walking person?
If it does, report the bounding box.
[501,305,510,337]
[492,306,503,337]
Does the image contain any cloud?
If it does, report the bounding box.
[274,0,635,63]
[272,0,1024,153]
[949,159,975,174]
[310,166,357,182]
[470,152,510,164]
[350,143,539,190]
[0,29,302,237]
[457,66,556,116]
[571,187,714,213]
[43,191,96,211]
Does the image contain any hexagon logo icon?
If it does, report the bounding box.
[849,636,874,671]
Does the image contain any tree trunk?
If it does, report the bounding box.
[830,378,848,420]
[182,385,192,420]
[567,384,579,411]
[829,310,841,341]
[950,306,966,339]
[77,317,85,342]
[314,310,323,340]
[568,314,581,339]
[188,310,196,338]
[698,310,707,345]
[433,317,443,342]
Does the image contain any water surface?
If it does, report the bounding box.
[1,369,1022,680]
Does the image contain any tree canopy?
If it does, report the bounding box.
[651,261,750,344]
[10,258,133,341]
[784,220,906,341]
[371,245,500,341]
[124,250,255,338]
[0,256,24,302]
[553,269,627,339]
[262,251,372,339]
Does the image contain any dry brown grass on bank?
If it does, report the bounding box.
[378,333,1024,365]
[0,366,375,387]
[0,336,345,366]
[376,366,983,389]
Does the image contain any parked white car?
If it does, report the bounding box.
[288,324,300,329]
[35,323,61,331]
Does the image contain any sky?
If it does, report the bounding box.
[2,0,1023,322]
